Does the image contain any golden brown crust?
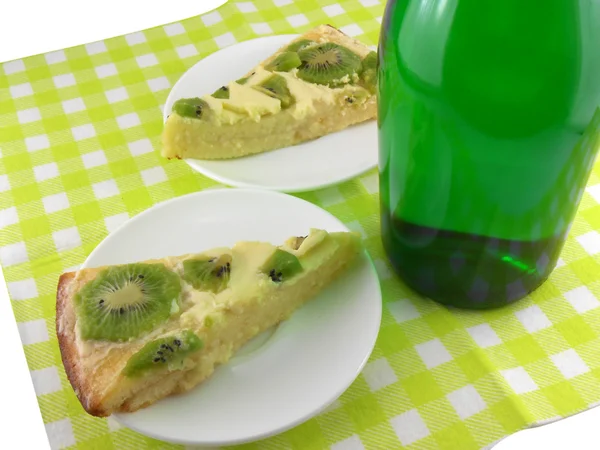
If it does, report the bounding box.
[56,271,108,417]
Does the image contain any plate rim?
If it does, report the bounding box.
[162,34,378,193]
[184,154,378,194]
[81,188,383,446]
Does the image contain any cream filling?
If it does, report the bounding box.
[275,70,337,119]
[178,61,366,125]
[202,80,281,122]
[244,66,274,87]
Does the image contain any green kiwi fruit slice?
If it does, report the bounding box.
[75,263,182,342]
[360,51,378,93]
[122,330,203,377]
[172,97,209,119]
[286,39,315,52]
[212,85,230,99]
[265,51,302,72]
[297,43,362,86]
[344,87,370,105]
[261,249,303,283]
[252,74,295,109]
[361,51,377,72]
[236,72,254,85]
[182,254,232,293]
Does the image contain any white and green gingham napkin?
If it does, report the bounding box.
[1,1,600,449]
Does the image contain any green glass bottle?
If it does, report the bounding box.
[378,0,600,309]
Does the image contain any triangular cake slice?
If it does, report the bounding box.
[161,24,377,160]
[56,229,362,417]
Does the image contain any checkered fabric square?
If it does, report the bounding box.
[1,1,600,449]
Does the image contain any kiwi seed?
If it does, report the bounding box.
[212,85,230,99]
[343,87,370,106]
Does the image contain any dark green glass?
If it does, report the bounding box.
[378,0,600,309]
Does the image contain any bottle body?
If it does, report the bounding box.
[378,0,600,308]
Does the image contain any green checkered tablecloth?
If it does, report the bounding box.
[2,0,600,448]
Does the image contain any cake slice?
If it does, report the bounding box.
[161,24,378,160]
[56,229,362,417]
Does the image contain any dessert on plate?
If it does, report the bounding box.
[161,24,378,160]
[56,229,362,417]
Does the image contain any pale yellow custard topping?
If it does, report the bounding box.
[193,65,365,125]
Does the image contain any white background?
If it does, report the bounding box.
[0,0,599,449]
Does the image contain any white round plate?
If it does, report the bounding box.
[163,35,378,193]
[82,189,382,446]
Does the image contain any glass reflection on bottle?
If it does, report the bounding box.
[378,0,600,308]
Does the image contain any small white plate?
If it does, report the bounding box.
[82,189,382,446]
[163,35,379,193]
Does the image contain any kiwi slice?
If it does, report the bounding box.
[344,87,370,105]
[75,263,182,342]
[360,51,378,93]
[361,51,377,72]
[182,254,232,293]
[297,42,362,86]
[261,249,303,283]
[212,85,230,99]
[252,74,295,109]
[286,39,315,52]
[266,51,302,72]
[236,72,255,85]
[172,97,209,119]
[122,330,203,377]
